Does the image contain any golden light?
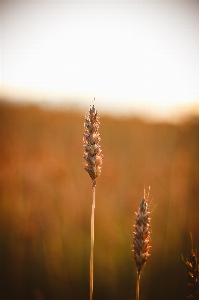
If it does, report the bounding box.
[1,1,199,120]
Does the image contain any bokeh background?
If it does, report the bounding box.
[1,0,199,299]
[0,101,199,300]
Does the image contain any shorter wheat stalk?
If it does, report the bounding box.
[83,103,103,300]
[132,190,151,300]
[182,232,199,299]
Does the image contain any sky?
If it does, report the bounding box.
[0,0,199,120]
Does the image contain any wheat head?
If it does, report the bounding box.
[83,104,103,187]
[132,196,151,275]
[182,233,199,299]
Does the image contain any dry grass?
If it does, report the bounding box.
[83,104,103,300]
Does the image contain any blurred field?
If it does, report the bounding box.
[0,100,199,300]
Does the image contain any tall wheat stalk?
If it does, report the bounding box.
[83,103,103,300]
[132,189,151,300]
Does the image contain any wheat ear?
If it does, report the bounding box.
[132,191,151,300]
[83,103,103,300]
[182,232,199,299]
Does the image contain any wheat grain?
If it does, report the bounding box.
[83,104,103,188]
[132,191,151,300]
[182,232,199,299]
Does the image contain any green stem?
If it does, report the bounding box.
[136,272,140,300]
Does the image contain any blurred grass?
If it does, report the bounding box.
[0,100,199,300]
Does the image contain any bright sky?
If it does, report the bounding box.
[1,0,199,120]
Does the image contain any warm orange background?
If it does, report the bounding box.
[0,101,199,300]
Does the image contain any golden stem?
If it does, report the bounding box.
[136,272,140,300]
[90,186,95,300]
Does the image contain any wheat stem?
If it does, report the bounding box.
[136,272,140,300]
[90,185,95,300]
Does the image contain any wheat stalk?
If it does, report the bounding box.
[83,103,103,300]
[182,232,199,299]
[132,189,151,300]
